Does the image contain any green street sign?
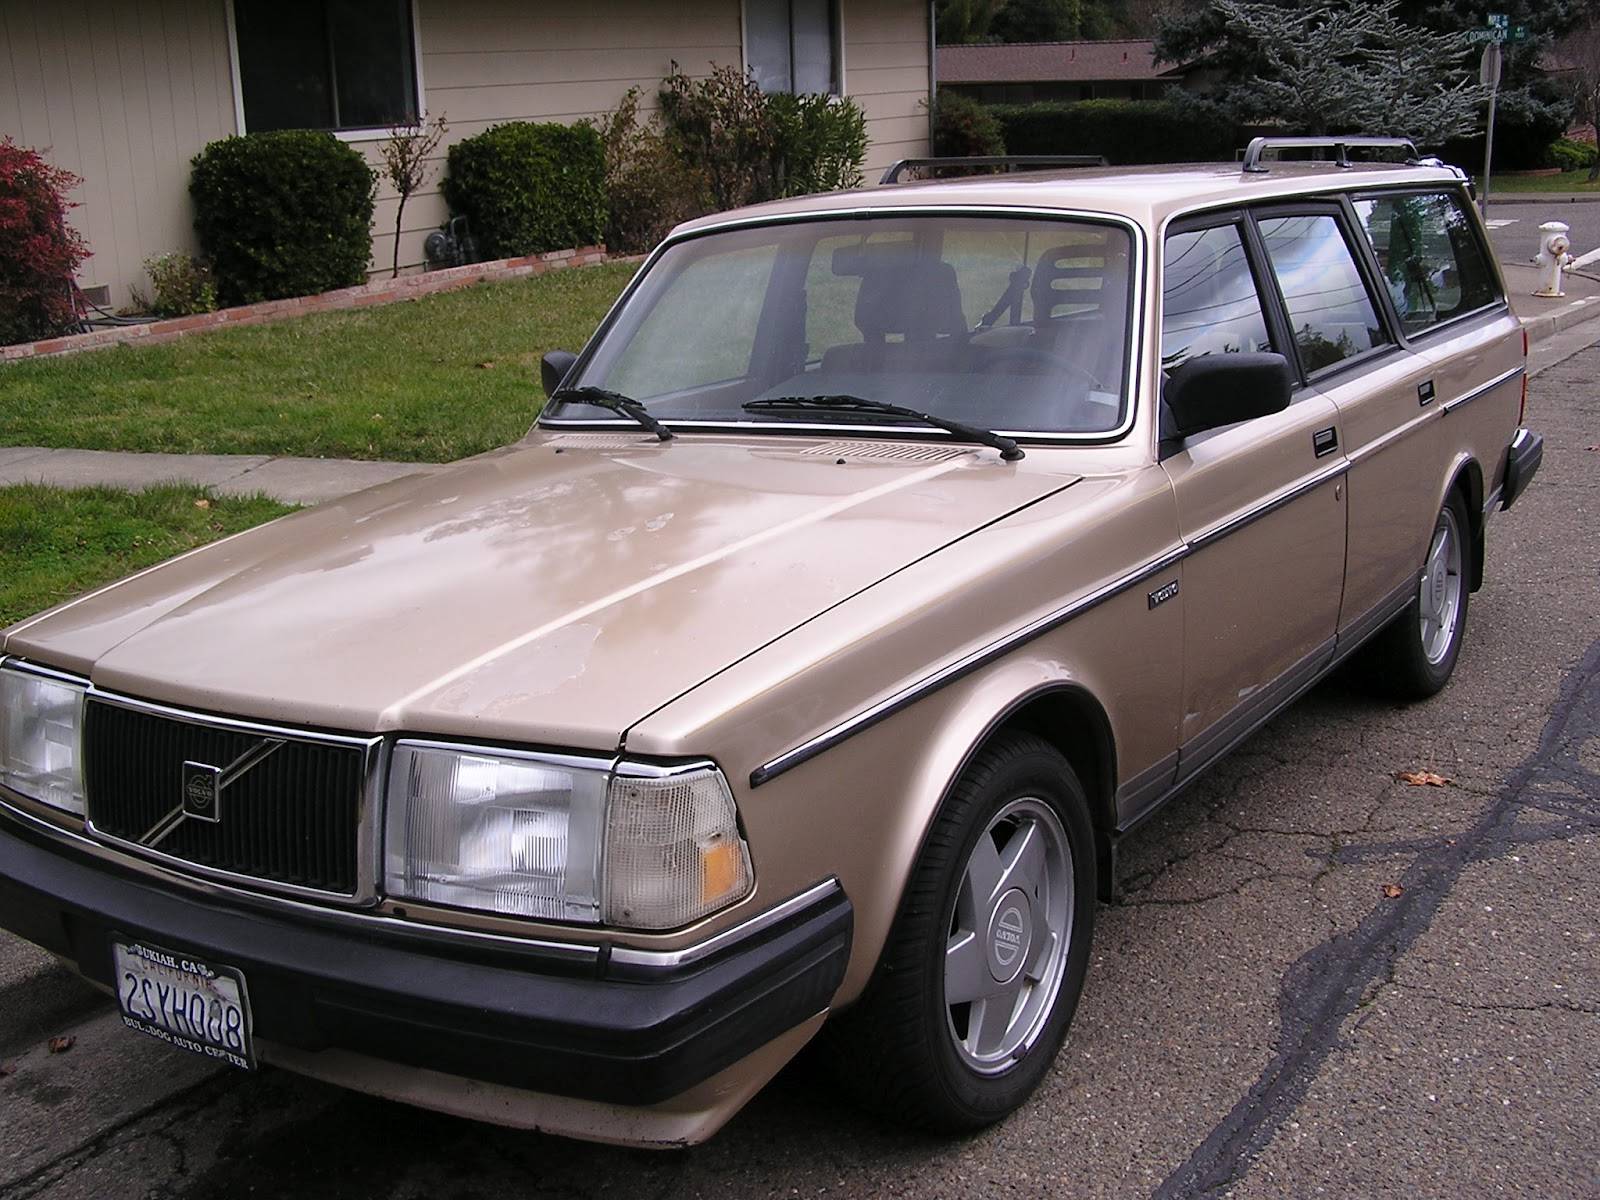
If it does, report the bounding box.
[1510,24,1530,43]
[1466,27,1503,42]
[1488,12,1509,29]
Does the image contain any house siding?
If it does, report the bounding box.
[1,0,930,307]
[0,0,237,308]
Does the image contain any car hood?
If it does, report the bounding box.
[3,434,1080,747]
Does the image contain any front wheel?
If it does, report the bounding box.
[1359,490,1473,699]
[826,731,1097,1132]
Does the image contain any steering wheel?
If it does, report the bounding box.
[984,346,1103,391]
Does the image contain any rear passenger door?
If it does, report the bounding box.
[1258,201,1444,642]
[1160,214,1347,780]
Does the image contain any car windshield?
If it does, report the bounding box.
[543,215,1135,437]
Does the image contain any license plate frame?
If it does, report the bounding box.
[112,937,255,1070]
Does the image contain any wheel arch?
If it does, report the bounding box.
[1442,455,1485,591]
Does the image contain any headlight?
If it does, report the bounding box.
[0,663,87,816]
[383,743,752,931]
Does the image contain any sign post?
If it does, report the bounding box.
[1481,39,1502,213]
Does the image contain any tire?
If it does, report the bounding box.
[1358,489,1474,700]
[825,730,1098,1133]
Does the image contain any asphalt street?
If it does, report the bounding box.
[3,342,1598,1199]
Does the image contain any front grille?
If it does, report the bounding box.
[83,698,368,895]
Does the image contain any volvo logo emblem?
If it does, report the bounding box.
[993,905,1025,969]
[137,738,286,848]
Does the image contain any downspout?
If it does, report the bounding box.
[927,0,937,152]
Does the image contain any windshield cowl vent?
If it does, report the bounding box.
[797,441,974,464]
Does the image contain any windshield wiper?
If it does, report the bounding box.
[549,386,674,442]
[743,395,1023,462]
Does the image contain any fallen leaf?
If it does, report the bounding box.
[47,1035,74,1054]
[1381,883,1405,899]
[0,1062,15,1077]
[476,360,495,370]
[1587,445,1600,452]
[1395,770,1450,787]
[193,497,211,510]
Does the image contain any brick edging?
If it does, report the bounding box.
[2,246,620,362]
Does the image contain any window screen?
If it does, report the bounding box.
[747,0,838,94]
[1161,224,1273,368]
[235,0,417,133]
[1352,192,1499,334]
[1258,215,1389,373]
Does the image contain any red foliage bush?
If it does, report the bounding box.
[0,138,90,345]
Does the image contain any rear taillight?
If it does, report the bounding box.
[1520,328,1529,423]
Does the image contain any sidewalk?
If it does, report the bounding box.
[1,292,1596,507]
[0,447,440,505]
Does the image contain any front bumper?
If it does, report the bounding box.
[0,804,852,1109]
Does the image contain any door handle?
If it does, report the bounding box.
[1418,379,1436,406]
[1312,426,1339,458]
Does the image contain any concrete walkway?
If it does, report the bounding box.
[0,446,441,505]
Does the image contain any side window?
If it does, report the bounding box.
[1352,192,1499,334]
[1257,215,1390,373]
[1161,223,1273,368]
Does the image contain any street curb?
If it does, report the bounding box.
[1488,193,1600,205]
[1518,296,1600,346]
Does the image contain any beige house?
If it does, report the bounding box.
[0,1,933,309]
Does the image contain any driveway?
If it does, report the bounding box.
[3,346,1597,1200]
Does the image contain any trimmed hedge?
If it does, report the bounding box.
[989,98,1241,165]
[190,131,375,306]
[443,122,606,260]
[1547,137,1600,172]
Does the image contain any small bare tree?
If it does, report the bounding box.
[1561,22,1600,182]
[377,114,448,277]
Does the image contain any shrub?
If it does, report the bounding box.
[592,89,710,254]
[0,138,90,346]
[1545,136,1598,173]
[660,63,777,211]
[768,92,869,195]
[991,97,1242,164]
[932,91,1007,158]
[190,131,375,306]
[443,121,606,260]
[134,251,218,317]
[1440,88,1572,173]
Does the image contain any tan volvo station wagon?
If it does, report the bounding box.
[0,138,1543,1146]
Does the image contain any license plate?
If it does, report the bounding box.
[112,939,255,1070]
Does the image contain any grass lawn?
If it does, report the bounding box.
[0,261,638,463]
[0,484,294,627]
[1486,170,1600,195]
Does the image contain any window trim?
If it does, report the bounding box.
[225,0,428,143]
[1343,185,1507,347]
[1161,209,1290,380]
[741,0,845,96]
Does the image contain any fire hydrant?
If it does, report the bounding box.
[1533,221,1575,298]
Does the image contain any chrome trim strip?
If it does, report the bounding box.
[538,204,1147,446]
[607,879,842,971]
[750,456,1351,788]
[84,686,383,749]
[1188,459,1349,551]
[1441,365,1524,415]
[749,543,1188,787]
[1344,405,1439,468]
[0,656,89,688]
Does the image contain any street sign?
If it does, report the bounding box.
[1466,28,1501,42]
[1510,24,1530,43]
[1480,42,1504,89]
[1488,12,1508,30]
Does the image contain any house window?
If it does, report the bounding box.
[746,0,839,94]
[233,0,419,134]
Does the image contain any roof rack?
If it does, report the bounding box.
[1241,136,1421,174]
[879,155,1108,185]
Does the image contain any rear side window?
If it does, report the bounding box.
[1351,192,1499,334]
[1161,223,1273,368]
[1258,214,1389,373]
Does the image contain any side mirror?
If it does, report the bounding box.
[1162,352,1293,440]
[541,349,579,398]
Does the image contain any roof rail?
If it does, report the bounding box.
[879,155,1108,185]
[1241,136,1421,174]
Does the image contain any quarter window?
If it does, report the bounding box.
[1351,192,1499,334]
[1258,215,1389,373]
[1161,224,1273,368]
[746,0,839,94]
[233,0,419,133]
